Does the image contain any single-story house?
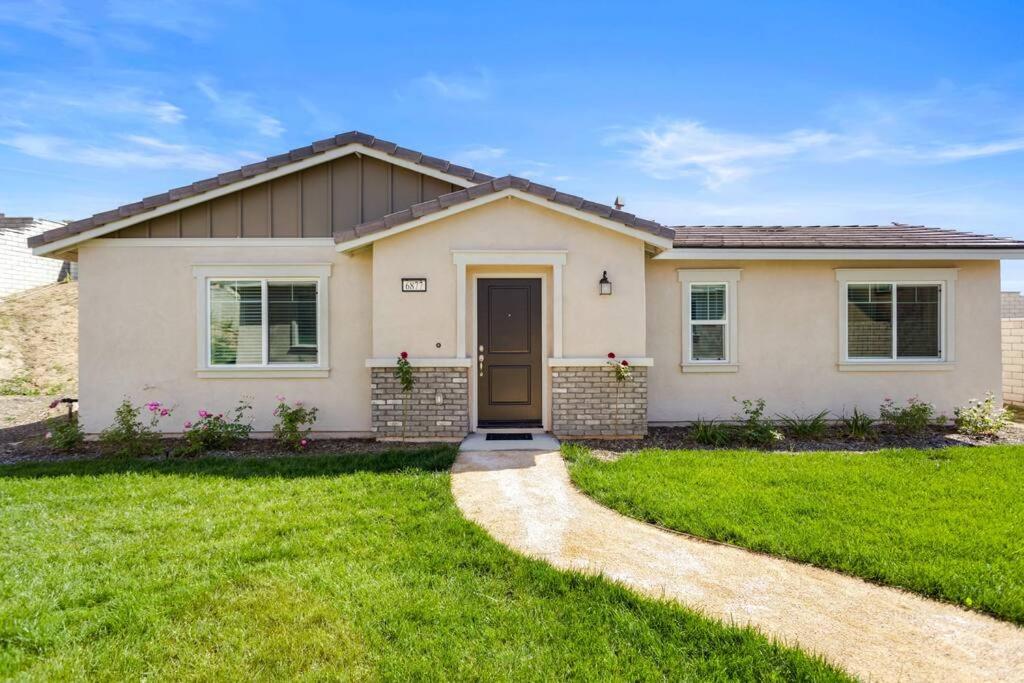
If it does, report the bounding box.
[29,131,1024,439]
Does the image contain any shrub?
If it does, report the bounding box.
[46,411,84,452]
[777,410,830,441]
[841,408,876,440]
[273,396,318,451]
[176,398,254,456]
[879,397,935,435]
[690,418,733,447]
[732,397,783,447]
[99,399,171,457]
[954,393,1010,437]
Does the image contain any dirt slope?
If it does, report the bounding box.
[0,282,78,396]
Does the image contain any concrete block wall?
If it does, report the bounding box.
[0,220,64,298]
[1002,318,1024,406]
[1002,292,1024,319]
[370,366,469,440]
[552,365,648,438]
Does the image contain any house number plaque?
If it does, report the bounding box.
[401,278,427,292]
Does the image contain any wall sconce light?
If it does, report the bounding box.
[599,271,612,295]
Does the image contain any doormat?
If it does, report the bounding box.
[485,433,533,441]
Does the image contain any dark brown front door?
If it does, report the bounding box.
[477,278,542,427]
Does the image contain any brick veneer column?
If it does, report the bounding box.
[370,366,470,440]
[551,365,648,438]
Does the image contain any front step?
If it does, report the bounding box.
[459,432,561,452]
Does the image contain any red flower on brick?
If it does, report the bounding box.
[621,360,629,367]
[607,352,615,359]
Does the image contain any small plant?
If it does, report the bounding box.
[606,352,633,382]
[273,396,318,451]
[394,351,414,392]
[879,397,935,435]
[777,410,830,441]
[841,408,876,440]
[732,397,783,447]
[954,393,1010,437]
[99,399,171,457]
[691,418,733,447]
[45,398,84,452]
[176,397,254,456]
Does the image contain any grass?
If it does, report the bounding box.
[0,448,845,680]
[564,444,1024,625]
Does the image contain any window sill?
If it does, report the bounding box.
[680,363,739,373]
[196,368,330,379]
[837,362,955,373]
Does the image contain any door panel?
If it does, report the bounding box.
[478,279,542,426]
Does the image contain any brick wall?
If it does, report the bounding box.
[1002,319,1024,406]
[0,220,65,298]
[551,365,648,438]
[370,366,469,440]
[1002,292,1024,319]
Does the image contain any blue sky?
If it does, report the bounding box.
[2,1,1024,285]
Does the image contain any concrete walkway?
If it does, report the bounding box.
[452,449,1024,682]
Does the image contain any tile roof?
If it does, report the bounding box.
[671,224,1024,249]
[333,175,676,244]
[27,131,495,249]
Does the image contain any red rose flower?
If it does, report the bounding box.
[621,360,629,367]
[607,352,615,359]
[400,351,409,359]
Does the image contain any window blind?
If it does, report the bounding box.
[209,280,263,365]
[690,283,727,361]
[208,279,318,366]
[847,283,940,360]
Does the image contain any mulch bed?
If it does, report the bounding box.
[567,423,1024,458]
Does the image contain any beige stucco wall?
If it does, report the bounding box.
[370,198,648,359]
[646,259,1002,422]
[78,241,372,434]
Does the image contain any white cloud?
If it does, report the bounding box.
[196,77,284,137]
[412,69,492,101]
[2,132,240,170]
[453,145,506,163]
[610,120,834,187]
[0,0,95,48]
[612,116,1024,188]
[106,0,219,39]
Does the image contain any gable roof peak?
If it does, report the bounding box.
[29,131,495,252]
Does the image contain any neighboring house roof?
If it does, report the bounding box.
[333,175,675,249]
[671,224,1024,249]
[1,214,64,234]
[28,131,495,251]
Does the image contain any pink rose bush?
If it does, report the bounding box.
[273,396,319,451]
[176,397,254,457]
[99,398,174,457]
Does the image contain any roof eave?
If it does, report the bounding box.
[334,186,674,253]
[655,247,1024,260]
[29,135,492,256]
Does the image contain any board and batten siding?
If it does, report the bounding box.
[110,155,456,239]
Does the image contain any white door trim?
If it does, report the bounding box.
[470,272,550,432]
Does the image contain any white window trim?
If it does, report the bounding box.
[678,269,741,373]
[193,263,331,377]
[836,268,956,370]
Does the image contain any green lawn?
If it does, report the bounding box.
[565,444,1024,625]
[0,449,845,681]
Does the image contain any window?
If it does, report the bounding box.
[837,269,955,367]
[194,264,331,376]
[678,269,741,371]
[690,283,727,361]
[208,279,320,366]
